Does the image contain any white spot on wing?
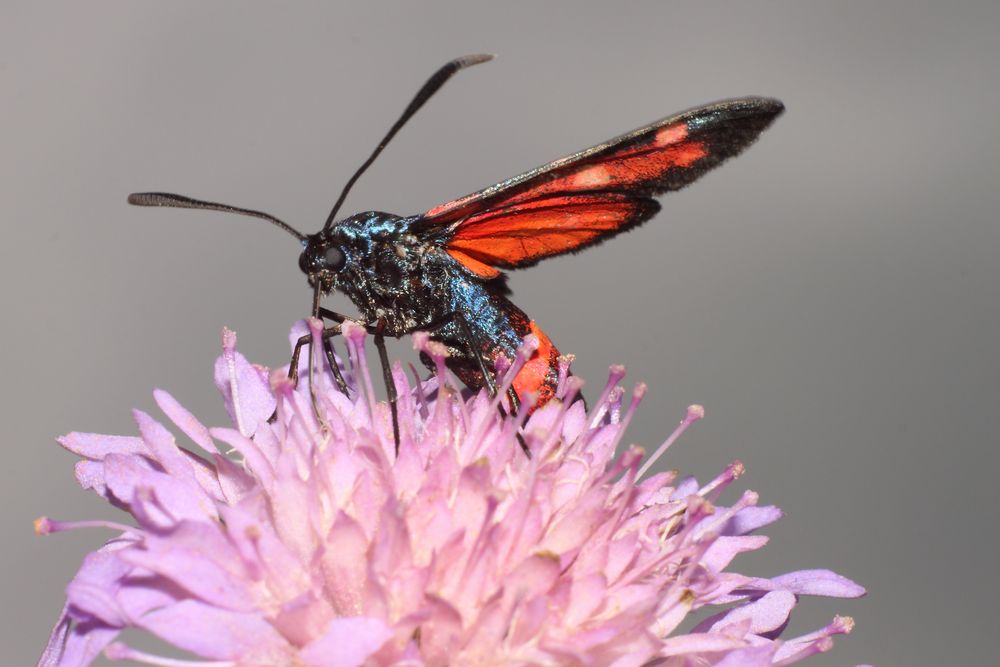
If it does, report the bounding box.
[571,165,611,188]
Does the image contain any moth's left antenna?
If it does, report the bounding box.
[127,192,306,241]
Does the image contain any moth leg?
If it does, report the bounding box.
[421,311,531,458]
[317,308,348,325]
[372,321,401,454]
[288,310,352,394]
[288,332,310,386]
[452,315,531,458]
[274,312,353,426]
[322,308,402,455]
[275,331,320,425]
[277,324,342,424]
[318,307,380,335]
[323,335,350,396]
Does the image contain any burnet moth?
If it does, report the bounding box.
[129,54,783,454]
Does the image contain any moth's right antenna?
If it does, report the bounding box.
[322,54,494,232]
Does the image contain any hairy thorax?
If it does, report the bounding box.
[331,212,455,336]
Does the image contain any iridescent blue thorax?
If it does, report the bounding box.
[298,210,533,390]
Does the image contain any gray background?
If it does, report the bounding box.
[3,2,997,665]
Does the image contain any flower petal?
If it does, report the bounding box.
[770,569,867,597]
[723,505,784,536]
[134,599,291,661]
[214,327,276,437]
[299,616,394,667]
[38,608,119,667]
[700,590,797,635]
[58,433,146,459]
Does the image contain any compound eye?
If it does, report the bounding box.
[323,246,346,272]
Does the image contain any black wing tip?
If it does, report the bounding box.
[746,97,784,114]
[682,97,785,144]
[704,97,785,120]
[749,97,785,121]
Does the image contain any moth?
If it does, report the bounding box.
[129,55,783,452]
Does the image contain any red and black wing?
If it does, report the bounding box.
[414,97,784,278]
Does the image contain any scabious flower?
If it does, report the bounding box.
[38,320,864,666]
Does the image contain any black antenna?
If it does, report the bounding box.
[127,192,306,241]
[322,53,494,232]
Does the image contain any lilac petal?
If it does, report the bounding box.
[214,328,276,437]
[772,616,855,663]
[153,389,217,454]
[38,609,119,667]
[321,512,372,617]
[369,512,426,616]
[272,592,336,648]
[299,616,394,667]
[659,632,748,657]
[700,572,756,606]
[702,590,797,635]
[84,454,154,508]
[558,398,588,444]
[581,423,622,467]
[770,569,866,598]
[390,361,417,433]
[133,410,222,504]
[134,599,290,661]
[133,410,197,477]
[564,573,609,627]
[65,580,127,629]
[722,505,784,536]
[450,463,492,540]
[119,546,256,612]
[671,475,699,499]
[268,457,320,561]
[702,535,769,572]
[102,454,216,527]
[417,596,464,665]
[115,576,182,620]
[713,644,779,667]
[38,604,73,667]
[503,554,562,603]
[64,541,136,626]
[633,470,675,509]
[58,433,145,459]
[461,595,512,657]
[210,427,275,489]
[217,502,306,601]
[213,453,257,505]
[603,650,652,667]
[73,460,110,495]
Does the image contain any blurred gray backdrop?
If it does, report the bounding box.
[3,2,998,665]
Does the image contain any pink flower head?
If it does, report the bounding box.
[38,321,864,666]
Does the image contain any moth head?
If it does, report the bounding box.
[298,233,347,293]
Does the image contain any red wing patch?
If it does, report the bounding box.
[446,193,659,270]
[447,248,502,279]
[416,98,783,274]
[428,121,707,221]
